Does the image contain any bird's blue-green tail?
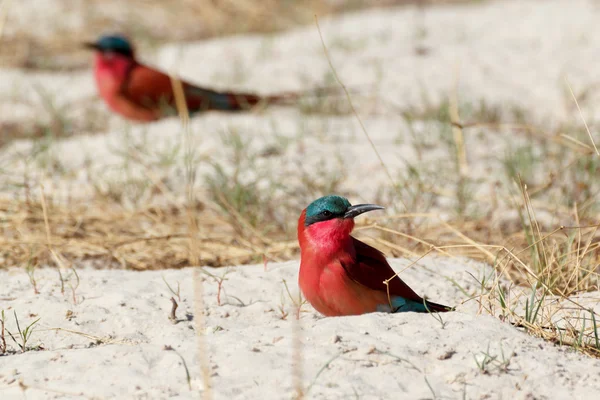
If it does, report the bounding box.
[185,86,263,111]
[390,296,454,313]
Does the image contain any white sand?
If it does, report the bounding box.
[1,258,600,399]
[2,0,600,398]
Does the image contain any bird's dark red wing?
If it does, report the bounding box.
[341,237,424,302]
[122,65,177,109]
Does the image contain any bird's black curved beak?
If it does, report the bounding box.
[83,42,101,51]
[343,204,384,219]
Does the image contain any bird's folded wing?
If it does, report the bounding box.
[340,237,423,302]
[122,64,176,108]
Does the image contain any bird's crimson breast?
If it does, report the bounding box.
[299,258,390,316]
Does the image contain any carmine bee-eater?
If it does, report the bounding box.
[298,195,453,316]
[84,34,298,122]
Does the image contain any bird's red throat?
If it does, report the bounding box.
[304,218,355,254]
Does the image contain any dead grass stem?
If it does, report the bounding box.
[171,74,213,398]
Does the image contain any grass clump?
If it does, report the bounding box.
[5,311,40,353]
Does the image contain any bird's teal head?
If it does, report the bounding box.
[83,35,134,58]
[304,195,384,226]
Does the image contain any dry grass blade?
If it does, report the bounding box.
[564,77,600,156]
[171,74,213,399]
[384,247,436,309]
[39,186,68,293]
[559,134,595,153]
[46,327,128,346]
[449,65,468,175]
[292,316,304,399]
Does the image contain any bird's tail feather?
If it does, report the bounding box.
[184,86,262,111]
[391,296,454,313]
[185,83,373,111]
[423,299,454,313]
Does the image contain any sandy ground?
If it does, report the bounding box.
[2,258,600,399]
[2,0,600,399]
